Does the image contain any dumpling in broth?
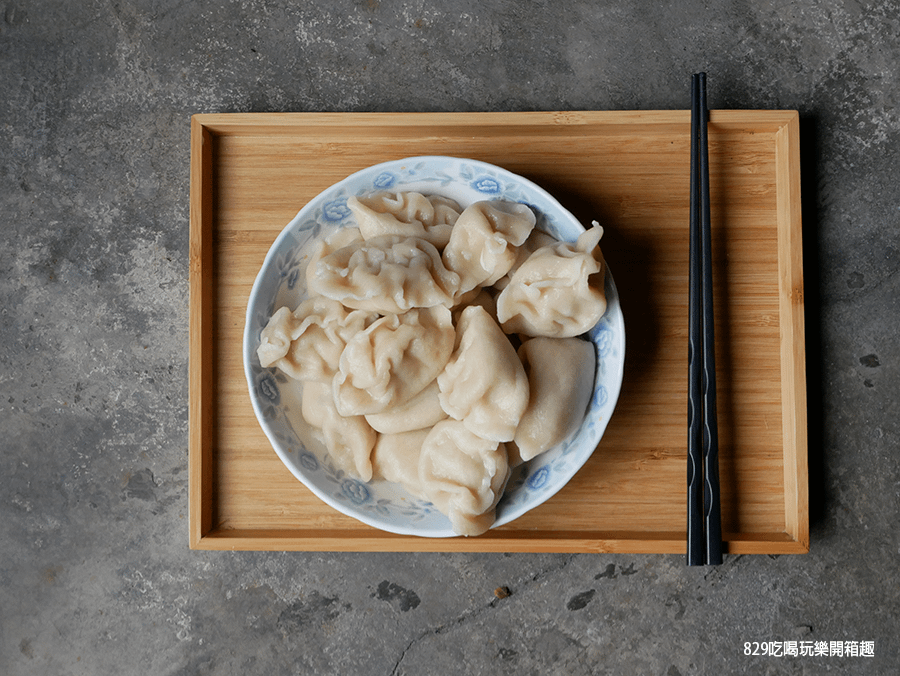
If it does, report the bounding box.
[496,223,607,338]
[442,200,536,295]
[512,337,596,463]
[334,306,455,416]
[437,305,529,443]
[308,234,461,315]
[256,298,377,382]
[348,191,461,248]
[418,420,511,536]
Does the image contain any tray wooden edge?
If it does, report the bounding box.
[188,109,801,136]
[187,110,809,554]
[190,528,809,555]
[189,116,215,549]
[774,112,810,553]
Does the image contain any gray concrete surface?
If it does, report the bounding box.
[2,1,899,674]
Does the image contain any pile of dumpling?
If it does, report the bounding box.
[257,190,607,535]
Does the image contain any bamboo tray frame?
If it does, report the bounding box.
[189,111,808,554]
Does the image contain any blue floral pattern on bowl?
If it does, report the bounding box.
[321,198,351,223]
[471,176,502,194]
[372,172,397,189]
[243,156,626,537]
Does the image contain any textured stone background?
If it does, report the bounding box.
[2,1,898,674]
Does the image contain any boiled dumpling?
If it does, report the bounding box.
[370,427,431,499]
[334,306,455,416]
[418,420,511,536]
[492,228,559,291]
[512,337,596,463]
[304,227,365,291]
[301,381,377,481]
[364,379,447,434]
[450,287,497,324]
[348,191,460,248]
[308,234,461,315]
[495,223,607,338]
[442,201,536,295]
[437,305,529,443]
[256,299,377,382]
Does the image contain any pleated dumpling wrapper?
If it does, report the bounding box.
[256,298,377,383]
[334,306,455,417]
[308,234,461,315]
[300,381,378,482]
[442,200,536,295]
[418,420,511,536]
[496,223,606,338]
[347,191,461,248]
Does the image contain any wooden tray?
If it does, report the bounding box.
[189,111,808,553]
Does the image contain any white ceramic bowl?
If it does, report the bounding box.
[243,156,625,537]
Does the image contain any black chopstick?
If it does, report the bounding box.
[688,72,723,566]
[687,73,704,566]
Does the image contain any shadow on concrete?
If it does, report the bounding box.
[799,112,827,534]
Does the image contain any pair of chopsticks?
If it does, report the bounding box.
[687,72,723,566]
